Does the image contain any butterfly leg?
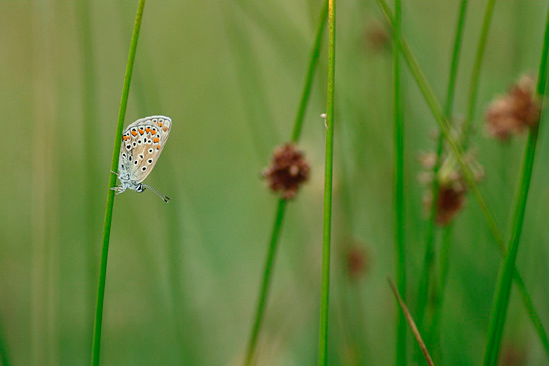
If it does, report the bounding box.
[110,186,126,195]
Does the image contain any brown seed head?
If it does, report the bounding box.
[346,245,370,280]
[263,143,310,200]
[486,75,541,140]
[436,183,467,226]
[419,145,483,226]
[500,342,526,366]
[364,22,391,52]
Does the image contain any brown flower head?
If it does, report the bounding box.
[364,22,391,52]
[486,75,541,140]
[419,125,484,226]
[500,342,526,366]
[263,143,310,199]
[346,245,371,280]
[435,182,466,225]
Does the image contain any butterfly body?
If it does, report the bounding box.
[112,115,172,202]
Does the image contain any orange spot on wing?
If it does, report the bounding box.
[139,128,144,134]
[158,122,163,127]
[151,130,157,135]
[163,126,168,132]
[156,145,160,150]
[131,130,137,136]
[145,128,151,133]
[122,136,129,141]
[154,137,160,143]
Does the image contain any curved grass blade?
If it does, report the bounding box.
[389,278,435,366]
[91,1,146,364]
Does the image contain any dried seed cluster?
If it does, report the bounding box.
[263,143,310,200]
[486,75,541,140]
[419,137,484,226]
[346,245,370,280]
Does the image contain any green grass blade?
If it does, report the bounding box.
[462,0,495,143]
[292,1,329,142]
[375,0,549,358]
[243,199,287,366]
[416,0,468,352]
[242,2,328,364]
[0,320,10,366]
[91,1,146,365]
[393,2,406,366]
[482,5,549,365]
[317,0,336,364]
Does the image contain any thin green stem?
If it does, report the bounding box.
[91,1,145,365]
[393,2,406,366]
[0,319,10,366]
[376,0,549,357]
[242,2,328,365]
[462,0,495,143]
[430,225,453,362]
[243,199,287,366]
[417,0,467,346]
[483,5,549,365]
[317,0,335,365]
[291,1,329,142]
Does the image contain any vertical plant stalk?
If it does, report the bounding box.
[375,1,549,357]
[77,0,99,356]
[388,278,435,366]
[91,1,146,365]
[392,2,407,366]
[483,5,549,365]
[0,320,10,366]
[416,0,468,346]
[462,0,495,142]
[243,2,328,365]
[317,0,335,365]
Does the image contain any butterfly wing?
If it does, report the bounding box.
[118,115,172,183]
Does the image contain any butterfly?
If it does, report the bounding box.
[111,115,172,203]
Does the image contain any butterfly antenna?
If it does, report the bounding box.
[142,184,170,203]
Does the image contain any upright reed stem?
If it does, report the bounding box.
[416,0,467,347]
[91,1,145,365]
[483,5,549,365]
[392,2,406,366]
[317,0,336,365]
[242,2,328,365]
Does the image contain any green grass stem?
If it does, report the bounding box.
[0,320,10,366]
[428,1,495,358]
[393,2,406,366]
[91,1,145,365]
[482,5,549,365]
[317,0,335,364]
[242,2,328,365]
[376,0,549,357]
[416,0,468,353]
[462,0,495,143]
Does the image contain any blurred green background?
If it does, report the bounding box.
[1,0,548,365]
